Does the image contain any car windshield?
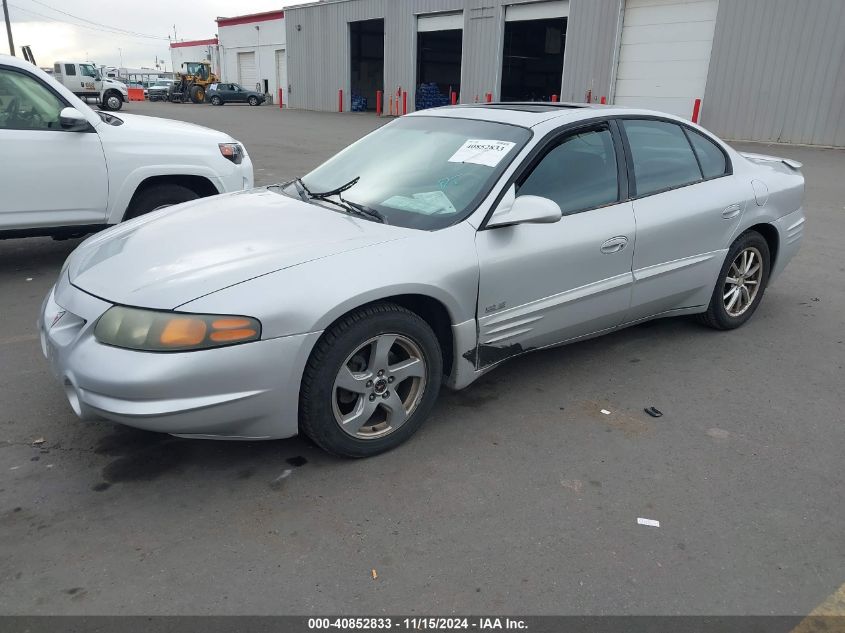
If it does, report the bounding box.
[291,116,531,230]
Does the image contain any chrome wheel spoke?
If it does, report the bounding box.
[745,279,758,286]
[746,263,761,278]
[340,396,379,434]
[334,365,369,394]
[381,391,409,426]
[370,334,397,371]
[388,357,425,384]
[726,289,741,312]
[725,276,739,285]
[724,287,739,302]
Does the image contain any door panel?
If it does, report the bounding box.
[625,176,750,322]
[0,66,108,230]
[476,201,636,366]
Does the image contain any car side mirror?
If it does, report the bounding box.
[487,185,562,228]
[59,107,90,132]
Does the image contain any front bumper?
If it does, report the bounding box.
[218,151,254,193]
[38,273,319,439]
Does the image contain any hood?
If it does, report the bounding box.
[104,112,232,140]
[68,189,413,309]
[103,78,127,94]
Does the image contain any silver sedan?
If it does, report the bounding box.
[39,103,805,457]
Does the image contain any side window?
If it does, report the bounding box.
[0,68,65,131]
[622,119,702,196]
[64,64,76,76]
[686,129,728,179]
[53,63,61,74]
[517,126,619,215]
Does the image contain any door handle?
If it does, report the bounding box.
[600,236,628,254]
[722,203,742,219]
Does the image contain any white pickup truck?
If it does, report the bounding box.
[52,61,128,112]
[0,55,254,239]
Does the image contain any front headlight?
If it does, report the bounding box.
[94,306,261,352]
[219,143,244,165]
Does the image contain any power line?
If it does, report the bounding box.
[11,0,169,40]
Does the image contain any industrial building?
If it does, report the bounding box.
[173,0,844,147]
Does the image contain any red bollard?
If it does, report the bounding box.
[551,94,559,102]
[585,89,592,103]
[376,90,382,116]
[600,95,606,104]
[691,98,702,123]
[338,89,343,113]
[486,92,493,102]
[451,91,457,105]
[402,91,407,115]
[278,88,283,109]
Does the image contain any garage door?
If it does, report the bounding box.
[613,0,718,118]
[275,49,287,99]
[505,0,568,21]
[237,51,257,91]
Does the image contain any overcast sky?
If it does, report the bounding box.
[5,0,293,69]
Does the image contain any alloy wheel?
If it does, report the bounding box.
[723,246,763,317]
[332,333,427,440]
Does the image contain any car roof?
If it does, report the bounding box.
[408,102,694,129]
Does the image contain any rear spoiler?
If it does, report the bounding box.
[740,152,803,171]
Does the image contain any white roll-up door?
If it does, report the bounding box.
[417,12,463,32]
[505,0,569,22]
[237,51,258,91]
[275,49,287,98]
[613,0,718,118]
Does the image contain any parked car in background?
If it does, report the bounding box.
[0,54,254,239]
[39,101,804,458]
[148,79,176,102]
[206,82,266,106]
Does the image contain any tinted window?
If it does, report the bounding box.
[623,119,702,196]
[53,63,60,74]
[0,68,65,131]
[518,126,619,215]
[687,129,728,179]
[64,64,76,76]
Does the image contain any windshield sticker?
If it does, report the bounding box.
[448,139,517,167]
[382,191,457,215]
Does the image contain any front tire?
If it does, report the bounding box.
[210,95,222,106]
[124,183,199,220]
[699,230,771,330]
[248,96,260,106]
[190,85,205,103]
[299,302,443,458]
[102,91,123,111]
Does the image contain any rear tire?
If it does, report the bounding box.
[299,302,443,458]
[125,184,199,221]
[698,230,771,330]
[102,91,123,111]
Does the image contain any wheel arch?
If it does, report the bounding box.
[745,222,780,270]
[113,172,223,222]
[316,293,456,380]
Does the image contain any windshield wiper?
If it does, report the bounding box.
[343,198,387,224]
[309,176,360,200]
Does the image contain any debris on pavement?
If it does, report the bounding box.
[31,437,45,446]
[637,517,660,528]
[600,409,611,415]
[560,479,584,492]
[371,569,378,580]
[644,407,663,418]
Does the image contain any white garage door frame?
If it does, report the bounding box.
[237,51,258,92]
[612,0,719,119]
[275,48,287,102]
[505,0,569,22]
[417,11,463,32]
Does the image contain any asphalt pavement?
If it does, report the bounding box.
[0,101,843,615]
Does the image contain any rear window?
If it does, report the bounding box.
[623,119,703,197]
[686,129,728,179]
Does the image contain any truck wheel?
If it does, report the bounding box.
[125,183,199,220]
[190,85,205,104]
[102,91,123,111]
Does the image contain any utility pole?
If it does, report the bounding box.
[2,0,15,56]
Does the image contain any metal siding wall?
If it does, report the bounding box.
[560,0,621,103]
[288,0,621,111]
[703,0,845,146]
